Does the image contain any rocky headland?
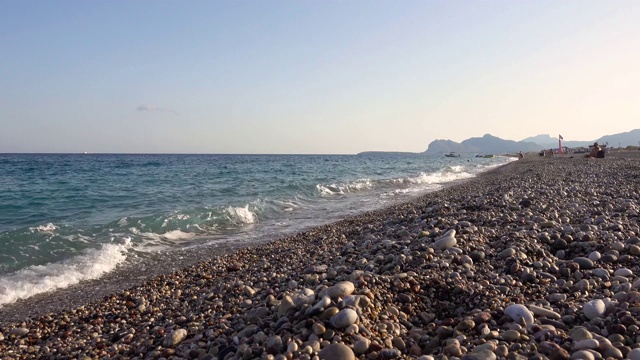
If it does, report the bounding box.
[1,152,640,360]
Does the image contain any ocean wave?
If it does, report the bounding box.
[316,166,478,197]
[0,239,130,307]
[316,179,374,196]
[29,223,58,233]
[225,205,258,224]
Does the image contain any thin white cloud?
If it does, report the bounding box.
[136,104,177,114]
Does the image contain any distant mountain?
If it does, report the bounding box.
[424,140,464,154]
[425,134,542,154]
[597,129,640,148]
[357,151,419,156]
[521,134,592,149]
[521,134,557,145]
[423,129,640,155]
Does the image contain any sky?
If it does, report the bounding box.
[1,1,639,154]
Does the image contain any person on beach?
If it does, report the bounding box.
[518,152,524,159]
[586,142,601,158]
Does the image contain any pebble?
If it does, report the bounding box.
[549,293,567,303]
[433,229,457,250]
[325,281,355,300]
[9,328,29,337]
[330,308,358,328]
[583,299,606,320]
[318,343,355,360]
[570,327,593,341]
[464,349,497,360]
[502,329,521,341]
[571,350,596,360]
[614,268,633,277]
[504,304,534,326]
[528,304,561,319]
[573,257,594,269]
[163,329,187,347]
[628,348,640,360]
[572,338,599,350]
[2,156,640,360]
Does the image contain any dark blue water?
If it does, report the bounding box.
[0,153,513,305]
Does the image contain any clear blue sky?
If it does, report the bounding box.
[2,1,639,153]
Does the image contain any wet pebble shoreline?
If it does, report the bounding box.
[1,154,640,360]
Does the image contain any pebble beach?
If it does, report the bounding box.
[1,152,640,360]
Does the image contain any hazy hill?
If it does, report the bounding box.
[423,128,640,155]
[597,129,640,147]
[521,134,592,149]
[521,130,640,149]
[425,134,542,154]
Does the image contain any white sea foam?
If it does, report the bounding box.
[29,223,58,233]
[225,205,257,224]
[161,230,194,240]
[0,240,130,306]
[316,179,374,196]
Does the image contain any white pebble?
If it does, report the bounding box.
[504,304,534,326]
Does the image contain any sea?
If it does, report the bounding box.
[0,153,515,308]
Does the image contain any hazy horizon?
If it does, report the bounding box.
[2,1,639,154]
[0,129,635,155]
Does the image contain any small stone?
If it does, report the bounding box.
[588,251,601,261]
[325,281,355,300]
[391,337,406,352]
[628,348,640,360]
[320,306,340,319]
[573,257,594,269]
[574,279,591,292]
[354,335,371,354]
[456,319,475,331]
[330,308,358,328]
[474,311,492,323]
[267,335,284,354]
[539,341,569,360]
[504,304,534,326]
[499,248,517,259]
[503,330,521,341]
[278,296,295,317]
[601,345,623,359]
[571,350,595,360]
[163,329,187,347]
[528,305,561,320]
[570,327,593,341]
[312,323,326,335]
[464,349,497,360]
[381,348,402,358]
[9,328,29,337]
[470,251,485,262]
[583,299,606,320]
[572,339,599,350]
[433,229,457,250]
[318,343,355,360]
[549,293,567,303]
[614,268,633,277]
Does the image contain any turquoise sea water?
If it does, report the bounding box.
[0,153,514,306]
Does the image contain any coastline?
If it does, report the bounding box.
[1,153,640,359]
[0,159,492,325]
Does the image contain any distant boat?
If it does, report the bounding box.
[445,152,461,157]
[476,154,494,158]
